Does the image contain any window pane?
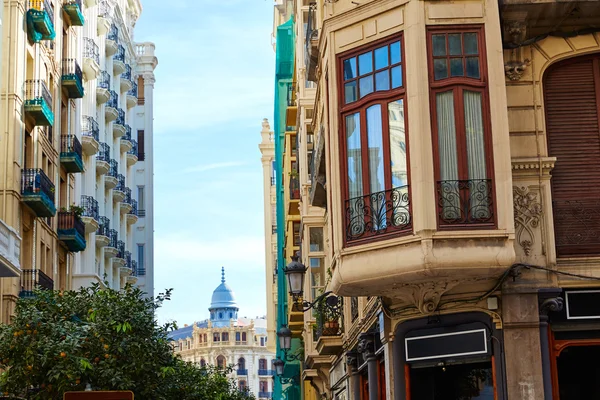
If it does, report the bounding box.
[358,52,373,75]
[346,113,363,199]
[344,57,357,79]
[374,46,389,69]
[310,257,324,307]
[390,41,401,64]
[466,57,480,78]
[388,100,407,188]
[463,91,486,180]
[464,33,479,55]
[432,35,446,56]
[450,58,464,77]
[345,81,357,104]
[448,34,462,55]
[366,105,384,194]
[359,75,374,98]
[375,70,390,91]
[391,66,402,88]
[309,227,323,252]
[434,59,448,80]
[435,91,459,181]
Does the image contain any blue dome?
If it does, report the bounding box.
[209,268,239,311]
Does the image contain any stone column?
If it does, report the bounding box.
[346,351,361,400]
[539,293,563,400]
[358,334,378,400]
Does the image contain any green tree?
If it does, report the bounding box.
[0,284,254,400]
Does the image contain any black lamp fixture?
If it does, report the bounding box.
[283,255,340,312]
[273,358,285,377]
[277,324,292,351]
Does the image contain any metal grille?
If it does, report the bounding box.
[81,195,99,220]
[82,116,99,141]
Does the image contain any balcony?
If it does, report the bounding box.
[345,185,411,246]
[127,259,139,284]
[60,135,84,173]
[126,82,138,108]
[436,179,494,229]
[236,369,248,376]
[126,199,138,225]
[0,218,21,277]
[106,24,118,56]
[113,108,126,137]
[105,229,118,258]
[120,125,132,152]
[96,143,110,176]
[81,116,99,156]
[258,392,272,399]
[315,296,343,355]
[26,0,55,43]
[62,0,84,27]
[113,45,126,75]
[258,370,274,376]
[310,131,326,208]
[285,82,297,127]
[80,195,99,234]
[305,3,319,82]
[114,240,126,267]
[113,174,126,202]
[96,217,110,248]
[105,91,119,122]
[57,211,86,252]
[105,159,118,189]
[120,251,132,276]
[97,71,110,104]
[61,59,84,98]
[19,269,53,297]
[120,187,133,214]
[21,169,56,217]
[97,0,111,35]
[24,80,53,126]
[126,139,138,166]
[289,175,300,201]
[83,38,100,80]
[120,64,133,92]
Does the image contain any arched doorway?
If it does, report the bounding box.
[217,355,226,368]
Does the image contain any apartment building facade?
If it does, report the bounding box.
[266,0,600,399]
[0,0,156,322]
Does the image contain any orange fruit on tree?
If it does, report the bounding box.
[60,352,66,358]
[104,354,110,359]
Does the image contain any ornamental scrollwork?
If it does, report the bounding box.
[505,59,531,81]
[392,280,462,314]
[513,186,543,256]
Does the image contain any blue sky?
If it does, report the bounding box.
[133,0,276,325]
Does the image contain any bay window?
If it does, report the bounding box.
[340,35,411,245]
[428,26,494,229]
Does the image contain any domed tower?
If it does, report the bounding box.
[209,267,239,327]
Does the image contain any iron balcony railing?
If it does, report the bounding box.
[129,199,138,216]
[108,229,118,248]
[125,251,132,269]
[62,58,82,82]
[258,392,272,399]
[60,135,82,158]
[98,142,110,162]
[98,0,110,17]
[117,240,125,259]
[98,70,110,89]
[57,211,85,238]
[108,159,118,178]
[116,174,125,191]
[25,79,52,107]
[127,82,138,98]
[237,369,248,376]
[116,108,125,125]
[345,185,412,243]
[114,45,125,63]
[107,23,118,42]
[128,139,138,157]
[83,38,99,65]
[123,187,132,204]
[258,369,274,376]
[314,296,343,341]
[130,260,138,276]
[21,169,54,202]
[20,269,53,297]
[107,90,118,109]
[98,216,110,237]
[81,195,99,220]
[436,179,493,227]
[289,176,300,200]
[82,116,99,141]
[122,125,132,141]
[304,3,318,77]
[122,64,132,82]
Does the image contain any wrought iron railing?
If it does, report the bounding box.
[98,0,110,17]
[123,187,132,204]
[116,174,125,191]
[107,23,118,42]
[82,116,99,141]
[552,199,600,257]
[62,58,82,82]
[130,260,138,276]
[122,125,132,141]
[25,79,52,106]
[289,176,300,200]
[98,142,110,162]
[108,159,118,178]
[436,179,493,227]
[98,216,110,237]
[114,45,125,63]
[128,140,138,157]
[122,64,132,81]
[20,269,53,297]
[21,169,54,202]
[345,185,411,242]
[81,195,99,220]
[107,90,118,109]
[107,229,118,248]
[83,38,99,65]
[314,295,343,341]
[258,392,272,399]
[60,135,82,158]
[351,297,358,322]
[237,369,248,376]
[57,211,85,238]
[125,251,131,269]
[98,70,110,89]
[115,108,125,125]
[129,199,138,216]
[258,369,274,376]
[127,82,138,98]
[116,240,125,259]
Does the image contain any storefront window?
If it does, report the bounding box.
[410,361,494,399]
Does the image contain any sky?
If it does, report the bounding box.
[133,0,276,325]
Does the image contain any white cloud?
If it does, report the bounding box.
[182,161,245,174]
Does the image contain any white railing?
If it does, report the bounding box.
[0,218,21,271]
[135,42,155,57]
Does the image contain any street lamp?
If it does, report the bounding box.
[283,255,307,301]
[277,324,292,351]
[273,358,285,377]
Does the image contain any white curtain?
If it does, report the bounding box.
[436,91,459,220]
[388,100,409,227]
[367,105,385,230]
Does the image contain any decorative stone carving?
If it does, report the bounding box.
[540,297,564,316]
[392,280,462,314]
[505,59,531,81]
[357,334,375,356]
[513,186,543,256]
[345,350,358,369]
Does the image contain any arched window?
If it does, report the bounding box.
[217,355,226,368]
[239,380,247,391]
[236,332,241,342]
[200,359,206,367]
[199,334,203,343]
[219,312,223,319]
[213,333,220,342]
[229,312,233,319]
[203,334,207,342]
[259,358,267,370]
[242,332,247,342]
[238,357,246,371]
[222,332,229,342]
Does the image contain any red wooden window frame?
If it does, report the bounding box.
[426,25,496,230]
[338,33,412,246]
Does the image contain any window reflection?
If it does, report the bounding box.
[410,362,494,400]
